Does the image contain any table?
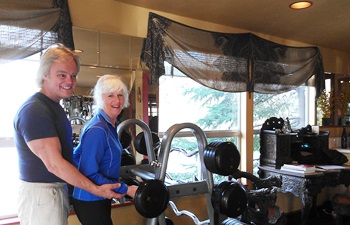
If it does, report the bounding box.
[258,166,350,225]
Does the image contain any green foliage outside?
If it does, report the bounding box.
[167,136,237,184]
[167,80,305,181]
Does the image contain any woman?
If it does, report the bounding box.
[72,75,138,225]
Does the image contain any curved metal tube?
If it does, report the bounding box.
[156,123,210,183]
[156,123,215,225]
[117,119,156,163]
[118,119,164,225]
[168,201,210,225]
[170,147,199,157]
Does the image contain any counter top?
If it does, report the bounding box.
[334,148,350,154]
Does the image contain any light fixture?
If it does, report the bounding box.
[74,49,83,53]
[289,1,312,9]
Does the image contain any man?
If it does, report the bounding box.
[13,44,124,225]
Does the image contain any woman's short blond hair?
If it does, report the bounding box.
[92,74,130,109]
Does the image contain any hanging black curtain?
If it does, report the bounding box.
[0,0,74,63]
[141,13,325,97]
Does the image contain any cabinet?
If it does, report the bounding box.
[259,117,293,169]
[259,117,330,168]
[259,130,295,169]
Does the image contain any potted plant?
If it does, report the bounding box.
[317,89,334,125]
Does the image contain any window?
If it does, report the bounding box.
[158,63,240,183]
[159,75,240,131]
[158,62,314,179]
[0,54,40,219]
[159,63,240,132]
[253,86,315,175]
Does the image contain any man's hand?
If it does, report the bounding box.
[96,183,125,199]
[126,185,138,199]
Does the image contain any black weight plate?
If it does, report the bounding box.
[211,181,232,213]
[216,142,240,175]
[121,149,136,166]
[120,130,132,149]
[204,147,218,174]
[204,140,220,171]
[134,179,169,218]
[221,181,247,218]
[204,141,240,176]
[134,132,160,155]
[134,132,145,154]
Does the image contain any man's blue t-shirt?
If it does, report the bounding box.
[13,92,73,183]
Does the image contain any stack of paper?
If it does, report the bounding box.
[280,164,316,173]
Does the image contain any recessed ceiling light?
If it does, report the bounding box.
[290,1,312,9]
[74,49,83,53]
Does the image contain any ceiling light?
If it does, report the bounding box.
[88,66,96,69]
[290,1,312,9]
[74,49,83,53]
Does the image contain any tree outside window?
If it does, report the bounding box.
[159,67,311,178]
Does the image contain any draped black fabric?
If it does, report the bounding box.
[141,13,325,97]
[0,0,74,63]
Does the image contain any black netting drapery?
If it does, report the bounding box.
[141,13,325,97]
[0,0,74,64]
